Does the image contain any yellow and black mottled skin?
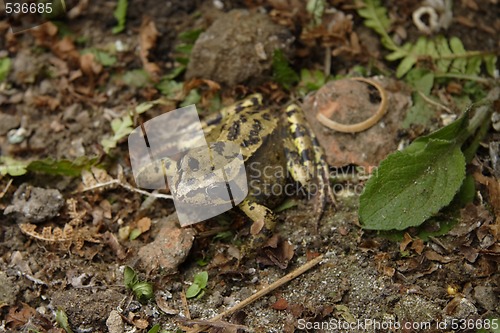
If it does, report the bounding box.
[173,94,333,249]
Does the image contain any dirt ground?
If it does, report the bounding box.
[0,1,499,332]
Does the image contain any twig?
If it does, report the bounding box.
[417,90,452,113]
[81,179,173,200]
[186,254,324,333]
[0,178,13,199]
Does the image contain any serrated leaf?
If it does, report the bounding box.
[413,36,428,55]
[193,271,208,289]
[186,283,201,299]
[112,0,128,34]
[0,57,11,82]
[396,55,417,78]
[385,48,407,61]
[434,35,452,72]
[359,139,466,230]
[484,55,497,77]
[449,37,467,73]
[466,56,482,75]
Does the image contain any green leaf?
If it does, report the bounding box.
[81,49,117,66]
[359,139,466,230]
[55,308,74,333]
[181,89,201,107]
[0,57,11,82]
[129,228,142,240]
[306,0,326,26]
[186,284,201,299]
[148,324,161,333]
[178,29,203,43]
[124,266,139,289]
[123,69,150,87]
[484,54,497,77]
[274,198,299,213]
[132,282,154,301]
[156,79,183,99]
[396,55,417,78]
[26,157,98,176]
[0,156,28,176]
[101,115,133,153]
[272,49,299,89]
[434,36,452,72]
[193,271,208,289]
[112,0,128,34]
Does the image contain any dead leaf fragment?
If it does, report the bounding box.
[139,17,160,79]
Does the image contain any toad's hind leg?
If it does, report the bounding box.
[284,104,335,228]
[239,199,276,248]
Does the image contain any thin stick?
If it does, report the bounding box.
[81,179,173,200]
[186,254,324,333]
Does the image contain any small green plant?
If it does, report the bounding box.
[0,156,98,177]
[0,57,11,82]
[55,308,74,333]
[359,92,497,230]
[112,0,128,34]
[272,49,299,89]
[124,266,154,302]
[356,0,497,78]
[186,271,208,299]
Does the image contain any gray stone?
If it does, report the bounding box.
[186,9,294,86]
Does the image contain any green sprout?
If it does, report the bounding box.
[186,271,208,299]
[124,266,154,302]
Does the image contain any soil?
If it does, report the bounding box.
[0,1,499,333]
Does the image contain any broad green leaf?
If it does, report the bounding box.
[156,79,183,99]
[193,271,208,289]
[186,283,201,298]
[124,266,138,289]
[112,0,128,34]
[413,36,428,55]
[0,57,11,81]
[359,139,466,230]
[404,110,468,154]
[55,308,74,333]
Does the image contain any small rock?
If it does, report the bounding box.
[0,113,20,135]
[4,183,65,223]
[106,310,124,333]
[186,9,294,86]
[473,286,498,311]
[136,214,195,274]
[0,270,18,306]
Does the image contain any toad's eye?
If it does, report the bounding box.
[205,183,228,200]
